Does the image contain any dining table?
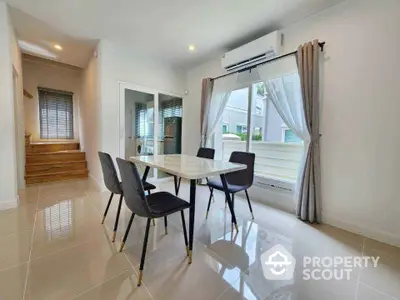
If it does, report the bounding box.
[129,154,247,264]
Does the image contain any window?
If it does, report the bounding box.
[39,88,74,139]
[236,125,247,134]
[222,123,229,133]
[283,128,302,143]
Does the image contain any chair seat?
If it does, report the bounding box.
[147,192,190,218]
[143,181,156,191]
[207,178,249,193]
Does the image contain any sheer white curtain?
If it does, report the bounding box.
[204,73,239,146]
[257,57,311,205]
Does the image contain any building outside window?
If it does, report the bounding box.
[222,123,229,133]
[236,124,247,134]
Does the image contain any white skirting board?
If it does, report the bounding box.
[322,213,400,248]
[0,195,19,210]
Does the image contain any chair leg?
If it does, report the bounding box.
[245,190,254,219]
[101,192,114,224]
[232,193,235,210]
[206,188,213,219]
[180,211,189,256]
[164,216,168,234]
[119,213,135,252]
[112,194,123,242]
[138,218,152,287]
[147,190,156,226]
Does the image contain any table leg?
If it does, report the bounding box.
[220,174,239,233]
[188,179,196,264]
[173,175,179,196]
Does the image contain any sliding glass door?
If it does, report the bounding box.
[213,78,304,184]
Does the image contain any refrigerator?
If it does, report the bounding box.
[163,117,182,154]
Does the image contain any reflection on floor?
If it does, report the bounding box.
[0,178,399,300]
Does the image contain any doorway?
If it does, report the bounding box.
[119,83,183,180]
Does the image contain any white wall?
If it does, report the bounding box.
[0,2,23,208]
[185,0,400,245]
[99,40,186,164]
[23,55,82,142]
[79,50,102,187]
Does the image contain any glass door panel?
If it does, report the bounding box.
[249,81,303,181]
[214,87,249,161]
[125,89,155,178]
[157,93,183,178]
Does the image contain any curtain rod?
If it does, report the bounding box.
[211,41,325,81]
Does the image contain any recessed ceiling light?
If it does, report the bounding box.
[188,44,195,52]
[54,44,63,50]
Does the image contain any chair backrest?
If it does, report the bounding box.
[227,151,255,187]
[98,152,123,195]
[197,147,215,159]
[116,158,152,218]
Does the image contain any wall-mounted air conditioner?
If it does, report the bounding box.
[221,31,282,72]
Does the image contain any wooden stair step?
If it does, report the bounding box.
[26,151,86,164]
[28,142,80,153]
[25,169,89,184]
[26,160,86,166]
[26,160,87,174]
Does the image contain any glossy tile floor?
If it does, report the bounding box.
[1,178,399,300]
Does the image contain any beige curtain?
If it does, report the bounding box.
[296,40,321,223]
[200,78,214,147]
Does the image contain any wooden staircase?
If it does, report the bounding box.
[25,136,89,184]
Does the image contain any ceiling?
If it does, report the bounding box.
[6,0,343,68]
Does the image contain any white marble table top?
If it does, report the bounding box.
[129,154,246,180]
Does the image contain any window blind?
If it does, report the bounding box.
[159,98,182,139]
[39,87,74,139]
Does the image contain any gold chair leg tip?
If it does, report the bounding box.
[119,242,125,252]
[137,271,143,286]
[165,227,168,235]
[188,250,193,264]
[101,216,105,224]
[112,231,117,242]
[205,212,209,219]
[186,246,190,257]
[235,224,239,232]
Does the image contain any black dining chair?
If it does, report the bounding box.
[206,151,255,219]
[197,147,215,160]
[98,152,156,242]
[116,158,190,286]
[175,147,215,194]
